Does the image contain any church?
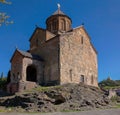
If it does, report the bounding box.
[7,5,98,93]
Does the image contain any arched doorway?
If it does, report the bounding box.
[26,65,37,82]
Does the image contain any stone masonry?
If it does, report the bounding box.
[7,5,98,93]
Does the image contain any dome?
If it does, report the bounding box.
[46,5,72,35]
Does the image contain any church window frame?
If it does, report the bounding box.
[66,20,71,30]
[69,69,72,82]
[80,75,85,83]
[81,36,84,44]
[91,75,94,84]
[61,19,65,30]
[53,20,57,30]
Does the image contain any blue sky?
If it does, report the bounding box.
[0,0,120,81]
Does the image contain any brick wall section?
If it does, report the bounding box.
[7,83,18,93]
[18,81,37,92]
[11,51,23,83]
[59,27,98,87]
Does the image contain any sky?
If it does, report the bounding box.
[0,0,120,81]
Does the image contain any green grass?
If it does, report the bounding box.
[115,103,120,108]
[33,86,52,92]
[0,107,10,113]
[103,86,120,90]
[30,85,63,92]
[0,110,5,112]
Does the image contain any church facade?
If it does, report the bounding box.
[7,6,98,93]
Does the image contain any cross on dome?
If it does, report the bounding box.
[57,3,61,9]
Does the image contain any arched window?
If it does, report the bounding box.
[53,20,57,30]
[91,75,94,84]
[81,36,84,44]
[66,21,71,30]
[69,69,72,81]
[61,19,65,30]
[80,75,84,83]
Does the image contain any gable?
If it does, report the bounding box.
[73,26,97,54]
[29,27,46,43]
[10,50,23,63]
[29,27,46,50]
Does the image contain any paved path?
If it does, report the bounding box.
[0,109,120,115]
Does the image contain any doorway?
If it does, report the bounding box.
[26,65,37,82]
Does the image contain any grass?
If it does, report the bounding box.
[28,85,63,92]
[0,107,12,113]
[115,103,120,108]
[20,85,62,95]
[103,86,120,90]
[0,110,5,112]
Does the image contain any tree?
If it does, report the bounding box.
[0,72,7,90]
[0,0,13,26]
[0,0,11,4]
[99,77,120,89]
[0,72,4,78]
[7,70,11,84]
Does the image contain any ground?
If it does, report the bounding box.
[0,83,113,113]
[0,109,120,115]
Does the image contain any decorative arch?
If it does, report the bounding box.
[61,19,65,30]
[66,20,71,31]
[26,65,37,82]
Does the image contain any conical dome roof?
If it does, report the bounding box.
[53,9,65,15]
[46,4,72,35]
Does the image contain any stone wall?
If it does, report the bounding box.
[30,28,56,51]
[108,89,117,98]
[59,27,98,87]
[30,36,60,85]
[11,51,23,83]
[7,83,18,93]
[9,50,43,93]
[22,57,43,84]
[30,28,46,51]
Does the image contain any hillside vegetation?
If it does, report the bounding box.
[99,77,120,89]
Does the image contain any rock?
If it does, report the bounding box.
[0,83,112,112]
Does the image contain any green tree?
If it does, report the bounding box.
[0,73,7,90]
[0,0,13,26]
[7,70,11,84]
[99,77,120,89]
[0,72,4,78]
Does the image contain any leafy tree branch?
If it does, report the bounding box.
[0,0,13,26]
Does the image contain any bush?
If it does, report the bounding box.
[99,77,120,89]
[0,77,7,90]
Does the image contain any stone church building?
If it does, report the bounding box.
[7,6,98,93]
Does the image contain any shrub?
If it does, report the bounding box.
[0,77,7,90]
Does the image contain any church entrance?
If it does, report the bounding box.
[26,65,37,82]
